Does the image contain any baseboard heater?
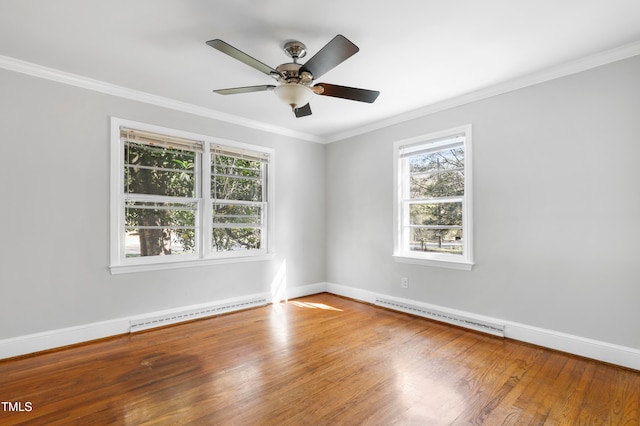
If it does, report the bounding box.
[375,296,505,337]
[129,296,268,333]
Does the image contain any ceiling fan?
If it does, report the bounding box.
[206,35,380,118]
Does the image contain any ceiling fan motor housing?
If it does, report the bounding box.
[275,62,313,84]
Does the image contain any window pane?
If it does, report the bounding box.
[213,204,262,225]
[212,202,262,252]
[409,147,464,173]
[409,202,462,227]
[125,142,196,197]
[125,229,195,258]
[408,228,463,255]
[212,155,262,178]
[212,175,262,201]
[212,228,262,252]
[211,154,263,202]
[410,170,464,198]
[125,201,197,257]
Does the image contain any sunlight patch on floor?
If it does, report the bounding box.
[289,301,343,311]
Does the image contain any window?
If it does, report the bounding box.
[110,118,273,273]
[394,125,473,270]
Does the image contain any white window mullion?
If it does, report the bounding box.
[406,196,464,205]
[462,127,473,263]
[401,157,412,252]
[201,141,212,258]
[124,193,200,204]
[261,200,268,253]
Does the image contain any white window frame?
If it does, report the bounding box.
[110,117,275,274]
[393,124,473,270]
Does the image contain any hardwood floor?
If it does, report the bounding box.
[1,293,639,425]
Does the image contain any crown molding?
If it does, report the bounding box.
[2,39,639,145]
[0,54,324,144]
[325,39,640,143]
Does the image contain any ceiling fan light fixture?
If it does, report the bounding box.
[274,83,313,110]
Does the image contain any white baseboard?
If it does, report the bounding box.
[326,282,376,303]
[373,294,505,337]
[2,282,639,371]
[128,294,269,332]
[0,292,269,360]
[0,319,129,360]
[504,321,640,371]
[0,287,317,359]
[284,282,328,300]
[324,282,640,371]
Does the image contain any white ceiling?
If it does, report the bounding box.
[1,0,640,142]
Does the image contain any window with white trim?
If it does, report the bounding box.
[110,118,273,272]
[394,125,473,270]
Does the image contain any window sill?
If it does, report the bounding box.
[110,253,276,275]
[393,254,474,271]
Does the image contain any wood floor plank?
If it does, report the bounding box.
[608,368,640,425]
[1,293,639,425]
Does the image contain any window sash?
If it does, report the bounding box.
[121,128,203,260]
[211,200,267,253]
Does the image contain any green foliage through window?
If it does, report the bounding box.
[124,141,197,257]
[114,122,272,267]
[211,153,265,252]
[403,143,465,255]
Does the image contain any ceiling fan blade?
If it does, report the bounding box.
[214,85,275,95]
[206,39,279,76]
[315,83,380,103]
[294,103,312,118]
[300,35,359,79]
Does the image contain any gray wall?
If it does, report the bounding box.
[326,55,640,349]
[2,54,639,353]
[0,69,326,339]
